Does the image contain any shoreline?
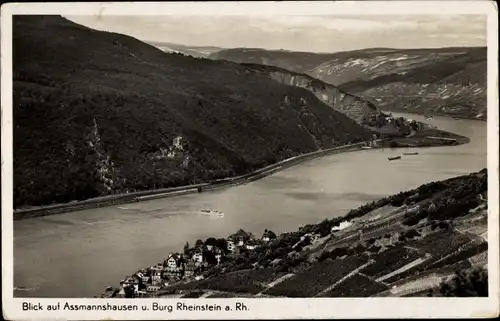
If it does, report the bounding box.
[13,123,470,221]
[383,109,486,122]
[13,141,377,220]
[104,169,488,299]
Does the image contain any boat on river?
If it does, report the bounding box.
[388,156,402,161]
[403,152,419,156]
[199,209,225,217]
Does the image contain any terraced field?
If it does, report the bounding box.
[205,292,238,298]
[469,251,488,267]
[168,268,282,294]
[360,245,423,279]
[415,230,472,257]
[180,291,204,298]
[264,255,369,297]
[383,231,475,283]
[387,274,450,297]
[425,241,487,271]
[319,273,388,297]
[388,260,473,288]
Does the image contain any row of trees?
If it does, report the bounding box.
[402,172,486,226]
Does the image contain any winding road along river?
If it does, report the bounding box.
[14,113,487,298]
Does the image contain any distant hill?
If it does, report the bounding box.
[147,41,222,58]
[310,47,487,119]
[209,48,338,73]
[13,16,373,208]
[210,47,487,119]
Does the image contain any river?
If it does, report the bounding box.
[13,113,487,298]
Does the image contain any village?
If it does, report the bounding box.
[106,225,339,298]
[109,228,292,298]
[105,204,429,298]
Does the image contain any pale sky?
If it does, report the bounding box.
[65,15,486,52]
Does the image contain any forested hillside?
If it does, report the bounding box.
[13,16,373,207]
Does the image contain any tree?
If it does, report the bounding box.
[389,141,399,148]
[195,239,204,248]
[203,249,217,265]
[265,229,277,239]
[123,285,135,298]
[215,238,228,252]
[318,251,331,262]
[405,229,421,239]
[205,237,217,246]
[352,244,366,254]
[183,241,190,255]
[432,268,488,297]
[278,262,291,273]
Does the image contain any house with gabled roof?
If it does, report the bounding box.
[228,229,252,247]
[121,275,140,288]
[166,254,179,268]
[164,253,185,275]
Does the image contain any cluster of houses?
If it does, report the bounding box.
[113,229,277,297]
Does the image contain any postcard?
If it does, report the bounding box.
[1,1,499,319]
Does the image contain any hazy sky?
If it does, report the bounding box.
[65,15,486,52]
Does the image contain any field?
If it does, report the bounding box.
[205,292,238,298]
[360,245,422,278]
[352,205,400,223]
[319,273,388,297]
[168,268,282,294]
[180,291,204,298]
[414,230,472,257]
[264,255,369,297]
[383,232,477,284]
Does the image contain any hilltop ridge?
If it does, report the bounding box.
[210,46,487,119]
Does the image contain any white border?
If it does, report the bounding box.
[1,1,499,320]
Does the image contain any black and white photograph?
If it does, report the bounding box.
[2,1,499,320]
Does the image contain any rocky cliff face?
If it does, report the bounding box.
[242,64,379,125]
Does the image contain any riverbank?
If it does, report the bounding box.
[13,141,375,220]
[106,169,488,298]
[383,109,486,122]
[13,124,469,221]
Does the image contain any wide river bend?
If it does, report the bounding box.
[14,113,487,297]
